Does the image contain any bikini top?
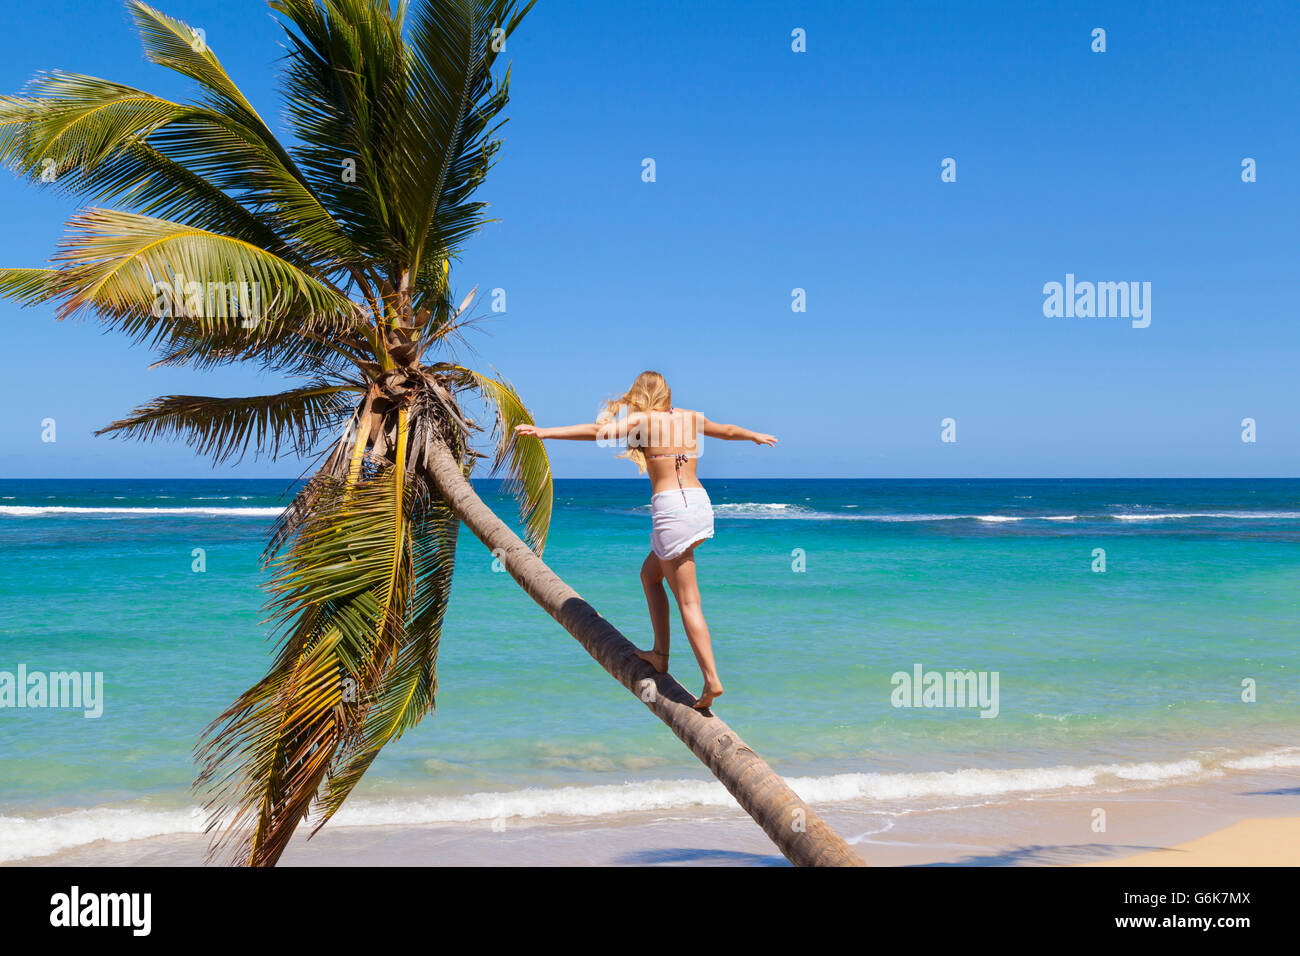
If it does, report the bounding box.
[644,408,699,462]
[646,408,698,506]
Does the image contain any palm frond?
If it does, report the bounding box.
[198,462,423,866]
[269,0,532,270]
[462,367,551,553]
[49,209,358,344]
[0,76,181,174]
[402,0,534,271]
[262,417,368,564]
[0,267,61,305]
[147,319,368,378]
[96,384,361,465]
[196,603,350,867]
[313,481,459,826]
[0,74,303,261]
[129,1,362,266]
[270,0,412,261]
[129,1,270,129]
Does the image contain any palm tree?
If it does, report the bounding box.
[0,0,864,867]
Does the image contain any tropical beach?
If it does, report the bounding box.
[0,0,1296,899]
[2,479,1297,865]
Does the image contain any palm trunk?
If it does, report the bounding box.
[424,440,865,867]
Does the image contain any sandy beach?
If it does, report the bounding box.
[1,0,1298,893]
[13,763,1297,867]
[1090,817,1300,867]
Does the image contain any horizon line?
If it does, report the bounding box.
[5,475,1299,482]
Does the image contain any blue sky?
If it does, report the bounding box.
[1,0,1296,478]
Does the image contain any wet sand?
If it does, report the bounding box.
[15,765,1298,867]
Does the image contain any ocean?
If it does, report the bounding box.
[1,477,1298,864]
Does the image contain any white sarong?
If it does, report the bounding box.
[650,486,715,560]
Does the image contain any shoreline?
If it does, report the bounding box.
[10,764,1297,867]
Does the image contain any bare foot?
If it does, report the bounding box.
[634,648,669,673]
[693,681,724,711]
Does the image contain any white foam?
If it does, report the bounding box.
[707,506,1300,524]
[1111,511,1300,521]
[5,749,1293,862]
[16,501,1290,524]
[0,505,283,517]
[1109,759,1206,781]
[691,506,1141,523]
[0,806,206,864]
[785,757,1215,802]
[706,506,1064,523]
[710,502,803,517]
[334,779,739,825]
[1223,748,1300,771]
[854,513,968,522]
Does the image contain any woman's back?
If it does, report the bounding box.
[640,407,703,495]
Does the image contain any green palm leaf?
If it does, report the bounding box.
[312,486,460,827]
[0,267,60,305]
[0,76,183,174]
[271,0,414,261]
[199,463,423,866]
[50,209,357,337]
[463,367,552,553]
[96,384,361,465]
[0,75,304,260]
[403,0,534,272]
[148,320,369,378]
[270,0,533,268]
[129,1,363,265]
[196,605,349,867]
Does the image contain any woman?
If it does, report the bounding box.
[515,371,777,710]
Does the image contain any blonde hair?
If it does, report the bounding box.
[598,370,673,473]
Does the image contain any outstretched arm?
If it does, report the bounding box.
[516,411,645,443]
[514,422,601,441]
[699,413,777,446]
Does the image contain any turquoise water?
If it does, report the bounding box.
[1,478,1298,858]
